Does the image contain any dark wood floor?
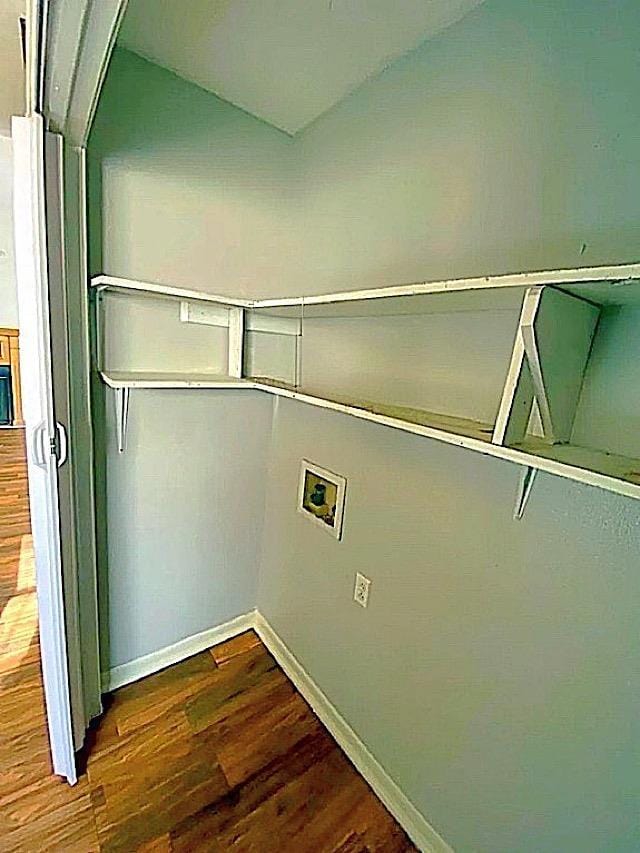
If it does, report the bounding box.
[0,428,417,852]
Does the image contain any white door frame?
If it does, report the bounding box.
[12,113,77,784]
[42,0,128,145]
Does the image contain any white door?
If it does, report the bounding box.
[12,113,78,784]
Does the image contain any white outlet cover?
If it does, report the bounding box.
[354,572,371,608]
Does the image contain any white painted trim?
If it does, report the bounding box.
[41,0,129,143]
[254,613,453,853]
[101,609,453,851]
[100,370,256,390]
[75,145,103,722]
[97,368,640,501]
[92,275,253,308]
[246,314,302,336]
[13,114,77,784]
[227,307,245,378]
[492,287,542,447]
[251,381,640,501]
[521,288,599,444]
[102,610,256,692]
[180,301,231,328]
[91,263,640,312]
[42,0,90,132]
[43,0,129,145]
[26,0,44,116]
[253,262,640,309]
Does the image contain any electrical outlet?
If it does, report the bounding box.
[353,572,371,608]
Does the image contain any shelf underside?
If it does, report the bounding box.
[513,438,640,488]
[100,371,253,389]
[251,288,526,319]
[249,378,640,500]
[98,371,640,502]
[92,262,640,316]
[250,377,495,442]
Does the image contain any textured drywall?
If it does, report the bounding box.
[300,308,521,424]
[101,292,228,373]
[571,305,640,460]
[255,1,640,850]
[104,389,271,667]
[88,48,297,297]
[259,398,640,853]
[88,51,291,670]
[287,0,640,294]
[91,291,272,669]
[94,0,640,300]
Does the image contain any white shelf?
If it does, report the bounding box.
[514,438,640,492]
[91,262,640,313]
[98,370,640,500]
[254,287,526,319]
[95,265,640,503]
[250,378,495,441]
[253,262,640,310]
[92,275,252,308]
[248,379,640,502]
[100,371,255,389]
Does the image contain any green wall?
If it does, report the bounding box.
[257,2,640,849]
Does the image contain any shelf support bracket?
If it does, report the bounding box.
[228,307,245,378]
[513,465,538,520]
[114,387,130,454]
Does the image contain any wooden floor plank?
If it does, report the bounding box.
[0,429,416,852]
[210,630,262,666]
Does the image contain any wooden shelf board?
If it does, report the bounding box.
[250,378,640,501]
[513,438,640,490]
[99,369,640,501]
[94,261,640,503]
[250,378,495,443]
[100,371,255,389]
[250,377,500,443]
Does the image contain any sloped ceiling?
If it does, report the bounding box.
[119,0,485,135]
[0,0,25,136]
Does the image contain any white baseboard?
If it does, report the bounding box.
[101,610,256,692]
[253,613,453,853]
[101,609,452,852]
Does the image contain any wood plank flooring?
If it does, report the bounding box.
[0,428,417,852]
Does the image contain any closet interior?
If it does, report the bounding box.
[72,1,640,849]
[93,267,640,499]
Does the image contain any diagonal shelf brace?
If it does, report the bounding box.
[493,286,599,448]
[520,288,600,445]
[513,465,538,519]
[492,287,543,447]
[114,386,130,454]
